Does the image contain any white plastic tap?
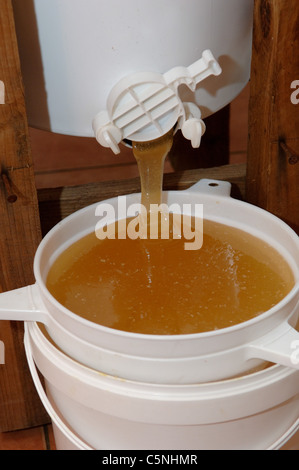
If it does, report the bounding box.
[93,50,221,154]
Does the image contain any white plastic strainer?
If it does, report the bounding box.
[0,180,298,385]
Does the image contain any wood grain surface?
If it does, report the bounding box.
[246,0,299,233]
[0,0,49,431]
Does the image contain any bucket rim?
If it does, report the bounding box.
[25,321,299,428]
[26,321,299,394]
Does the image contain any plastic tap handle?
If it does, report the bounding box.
[94,123,123,155]
[179,102,206,148]
[93,50,222,153]
[163,50,222,91]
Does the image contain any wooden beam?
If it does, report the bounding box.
[246,0,299,234]
[0,0,49,431]
[38,163,246,235]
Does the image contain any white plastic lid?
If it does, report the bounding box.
[93,50,221,154]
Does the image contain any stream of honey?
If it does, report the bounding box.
[46,130,295,335]
[132,129,174,212]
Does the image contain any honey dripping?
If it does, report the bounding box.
[46,130,295,335]
[132,129,174,212]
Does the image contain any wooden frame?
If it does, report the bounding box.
[0,0,49,430]
[0,0,298,432]
[246,0,299,234]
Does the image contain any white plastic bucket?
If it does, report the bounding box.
[12,0,254,137]
[1,180,299,384]
[50,409,299,451]
[24,322,299,450]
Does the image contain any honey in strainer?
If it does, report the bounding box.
[46,217,294,335]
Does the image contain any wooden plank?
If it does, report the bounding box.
[38,163,246,235]
[246,0,299,234]
[0,0,49,431]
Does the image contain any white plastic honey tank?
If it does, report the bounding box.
[12,0,254,141]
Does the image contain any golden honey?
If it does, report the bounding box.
[46,218,294,335]
[132,130,173,212]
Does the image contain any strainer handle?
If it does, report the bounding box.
[187,179,232,197]
[247,321,299,369]
[0,284,49,325]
